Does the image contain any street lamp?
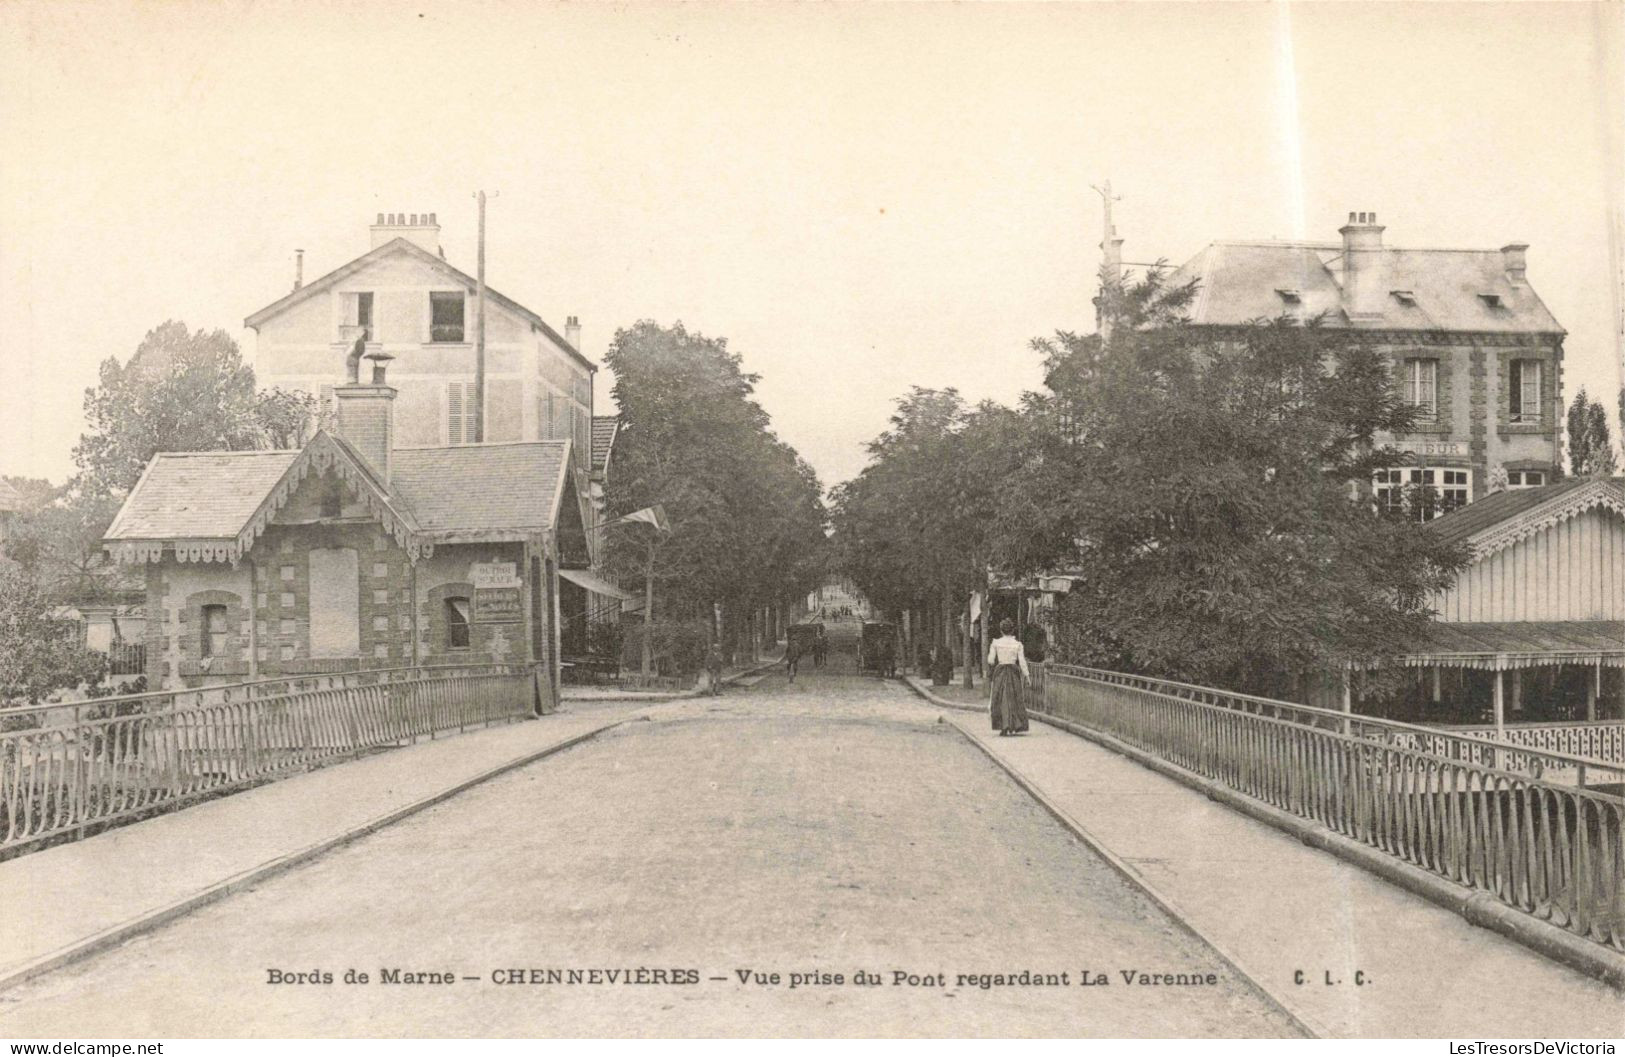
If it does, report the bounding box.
[599,505,670,680]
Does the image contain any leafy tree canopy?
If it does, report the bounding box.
[600,321,828,626]
[1006,268,1470,695]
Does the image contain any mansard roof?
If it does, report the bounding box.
[1168,241,1565,336]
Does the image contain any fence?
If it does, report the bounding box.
[1038,665,1625,955]
[1443,720,1625,768]
[0,663,538,854]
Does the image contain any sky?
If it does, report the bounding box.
[2,1,1621,493]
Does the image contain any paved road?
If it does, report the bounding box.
[0,663,1301,1037]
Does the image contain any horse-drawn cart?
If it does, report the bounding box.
[858,621,897,677]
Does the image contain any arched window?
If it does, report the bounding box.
[444,597,471,649]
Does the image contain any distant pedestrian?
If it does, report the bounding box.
[706,643,724,697]
[987,618,1030,736]
[785,636,803,683]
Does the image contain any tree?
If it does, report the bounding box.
[832,389,1026,685]
[1566,387,1618,477]
[7,322,316,607]
[74,320,314,499]
[0,565,106,704]
[600,321,828,657]
[997,267,1469,697]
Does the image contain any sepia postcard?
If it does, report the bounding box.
[0,0,1622,1046]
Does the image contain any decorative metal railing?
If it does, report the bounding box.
[0,664,537,853]
[1038,665,1625,954]
[1443,721,1625,767]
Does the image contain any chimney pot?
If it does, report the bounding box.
[293,249,304,292]
[376,213,384,225]
[1501,242,1529,284]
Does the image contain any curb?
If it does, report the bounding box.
[1028,710,1625,993]
[901,675,984,713]
[561,656,785,704]
[0,719,627,997]
[901,679,1324,1038]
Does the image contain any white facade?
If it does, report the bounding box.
[247,217,594,468]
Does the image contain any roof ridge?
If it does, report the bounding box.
[153,449,300,458]
[392,439,570,452]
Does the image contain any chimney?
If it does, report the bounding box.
[565,315,582,352]
[370,210,442,255]
[1338,211,1387,320]
[1501,243,1529,285]
[332,352,396,485]
[293,249,304,292]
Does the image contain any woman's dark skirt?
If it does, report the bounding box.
[989,663,1028,733]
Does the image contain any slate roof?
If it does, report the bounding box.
[392,441,569,539]
[243,238,596,373]
[1426,478,1621,547]
[104,451,302,540]
[105,438,573,549]
[1400,621,1625,669]
[1168,241,1564,334]
[591,416,620,474]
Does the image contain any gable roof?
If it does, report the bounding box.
[1168,241,1564,335]
[103,450,302,541]
[1426,477,1625,555]
[243,238,596,373]
[392,440,570,541]
[104,432,576,562]
[591,415,620,475]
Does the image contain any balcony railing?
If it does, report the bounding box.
[1036,665,1624,955]
[0,664,537,854]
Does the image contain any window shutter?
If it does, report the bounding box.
[448,382,466,445]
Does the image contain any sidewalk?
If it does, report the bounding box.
[0,705,649,993]
[560,654,784,702]
[907,680,1625,1038]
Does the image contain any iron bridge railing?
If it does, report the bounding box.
[1037,664,1625,955]
[0,663,538,854]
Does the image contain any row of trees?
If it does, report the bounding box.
[2,321,314,702]
[834,269,1488,698]
[597,321,829,664]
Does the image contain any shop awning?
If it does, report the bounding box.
[1389,621,1625,671]
[558,567,636,601]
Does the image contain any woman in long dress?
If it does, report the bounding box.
[986,618,1030,736]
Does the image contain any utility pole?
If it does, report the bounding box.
[1092,180,1123,343]
[474,190,490,443]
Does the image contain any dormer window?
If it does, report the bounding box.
[1478,293,1504,309]
[1390,290,1416,307]
[1275,289,1302,305]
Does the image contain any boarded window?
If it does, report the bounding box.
[308,548,360,658]
[445,597,471,649]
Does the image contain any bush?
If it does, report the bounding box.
[621,620,711,674]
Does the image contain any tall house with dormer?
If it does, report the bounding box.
[246,212,596,471]
[1167,212,1565,514]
